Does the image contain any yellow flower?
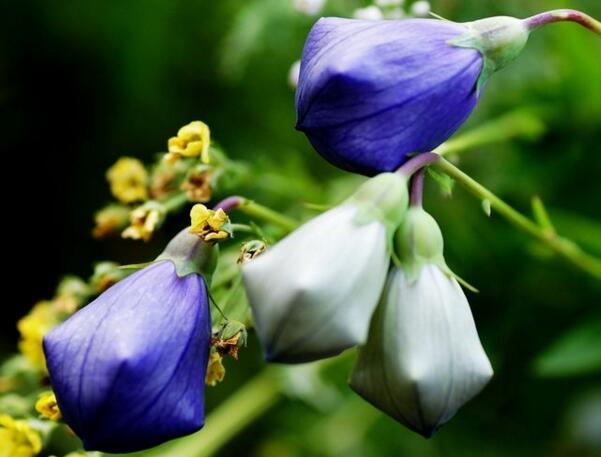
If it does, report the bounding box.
[35,392,61,421]
[106,157,149,204]
[190,204,231,243]
[122,202,165,242]
[17,302,57,371]
[92,205,131,239]
[165,121,211,164]
[0,415,42,457]
[205,351,225,386]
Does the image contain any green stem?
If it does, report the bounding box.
[237,199,298,233]
[162,192,189,212]
[434,109,545,157]
[434,158,601,280]
[230,223,255,234]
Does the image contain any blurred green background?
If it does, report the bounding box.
[1,0,601,456]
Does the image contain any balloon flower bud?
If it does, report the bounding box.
[350,208,492,437]
[242,173,408,363]
[295,15,532,175]
[43,229,217,452]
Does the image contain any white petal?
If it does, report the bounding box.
[350,265,493,436]
[242,204,389,363]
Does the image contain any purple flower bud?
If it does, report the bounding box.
[43,260,211,453]
[296,17,529,175]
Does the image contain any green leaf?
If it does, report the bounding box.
[533,320,601,378]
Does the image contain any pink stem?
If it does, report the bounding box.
[397,152,440,177]
[524,9,601,35]
[213,196,244,212]
[410,169,425,207]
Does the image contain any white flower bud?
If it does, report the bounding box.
[243,205,388,363]
[350,265,493,436]
[242,173,409,363]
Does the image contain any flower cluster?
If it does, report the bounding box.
[243,169,493,435]
[93,120,243,242]
[4,5,601,456]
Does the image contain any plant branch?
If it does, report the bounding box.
[433,158,601,280]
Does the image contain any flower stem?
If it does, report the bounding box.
[525,9,601,36]
[410,169,425,207]
[238,199,299,232]
[433,158,601,280]
[162,192,189,213]
[397,152,440,176]
[213,196,298,232]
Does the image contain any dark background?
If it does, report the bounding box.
[1,0,601,456]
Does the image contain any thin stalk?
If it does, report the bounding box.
[397,152,440,176]
[162,192,189,212]
[525,9,601,35]
[410,169,425,207]
[213,196,299,232]
[237,199,298,232]
[434,158,601,280]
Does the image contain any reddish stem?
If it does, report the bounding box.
[397,152,440,177]
[213,196,244,212]
[524,9,601,35]
[410,169,425,207]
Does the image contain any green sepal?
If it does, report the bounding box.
[155,227,219,283]
[394,207,477,291]
[347,173,409,251]
[450,16,530,94]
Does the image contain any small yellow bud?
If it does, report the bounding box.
[92,205,131,239]
[122,202,165,242]
[181,168,213,203]
[17,302,58,371]
[0,415,42,457]
[205,350,225,386]
[35,392,62,421]
[165,121,211,164]
[106,157,149,204]
[190,204,231,243]
[238,240,267,264]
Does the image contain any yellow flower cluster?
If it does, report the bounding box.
[189,204,231,242]
[165,121,211,164]
[0,415,42,457]
[106,157,149,204]
[35,392,62,421]
[17,302,58,371]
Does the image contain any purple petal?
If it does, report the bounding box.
[44,261,211,453]
[296,18,483,175]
